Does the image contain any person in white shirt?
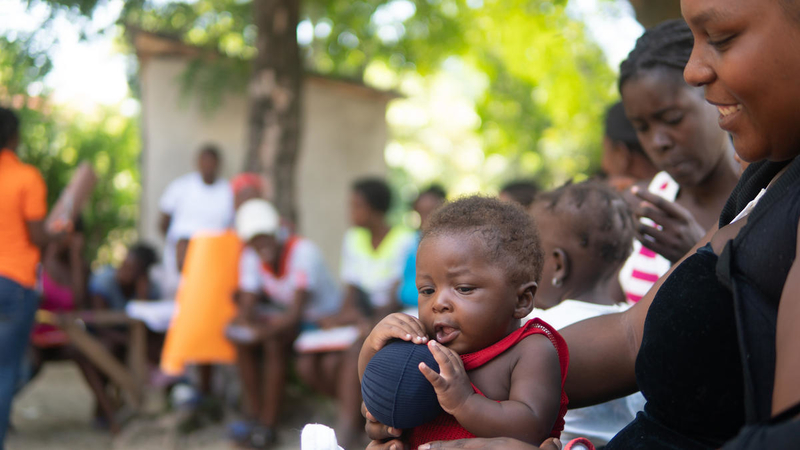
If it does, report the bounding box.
[227,199,341,448]
[157,145,234,298]
[297,178,413,448]
[527,181,645,447]
[326,178,415,326]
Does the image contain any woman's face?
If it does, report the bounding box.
[622,70,731,188]
[683,0,800,162]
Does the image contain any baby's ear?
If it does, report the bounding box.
[514,281,537,318]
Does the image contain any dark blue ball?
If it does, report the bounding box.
[361,340,443,429]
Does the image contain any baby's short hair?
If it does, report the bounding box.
[421,195,543,285]
[537,181,634,264]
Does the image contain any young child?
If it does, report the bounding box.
[358,196,568,448]
[526,181,645,446]
[530,181,634,312]
[229,198,342,447]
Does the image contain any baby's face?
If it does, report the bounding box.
[416,234,521,354]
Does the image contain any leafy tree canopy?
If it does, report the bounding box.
[22,0,618,191]
[1,32,141,266]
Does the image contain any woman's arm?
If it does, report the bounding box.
[69,232,87,308]
[771,218,800,416]
[562,223,719,408]
[26,220,49,248]
[418,437,564,450]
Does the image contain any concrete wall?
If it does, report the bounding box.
[139,57,390,275]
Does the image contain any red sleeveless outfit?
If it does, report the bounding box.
[407,318,569,449]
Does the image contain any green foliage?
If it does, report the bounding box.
[30,0,618,195]
[1,34,140,266]
[112,0,615,186]
[467,1,616,185]
[26,0,104,16]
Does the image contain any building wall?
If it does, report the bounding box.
[139,57,389,276]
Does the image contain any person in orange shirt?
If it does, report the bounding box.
[0,107,53,445]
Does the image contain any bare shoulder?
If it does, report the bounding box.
[511,333,559,370]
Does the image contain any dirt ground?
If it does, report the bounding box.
[7,361,353,450]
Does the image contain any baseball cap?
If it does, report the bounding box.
[235,199,279,242]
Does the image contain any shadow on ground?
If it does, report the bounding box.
[9,361,353,449]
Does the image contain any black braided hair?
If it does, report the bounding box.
[0,107,20,150]
[618,19,694,92]
[537,180,634,264]
[605,101,643,154]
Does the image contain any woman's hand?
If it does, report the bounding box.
[363,402,406,449]
[632,187,706,263]
[419,340,473,416]
[418,437,562,450]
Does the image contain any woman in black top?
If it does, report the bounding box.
[364,0,800,448]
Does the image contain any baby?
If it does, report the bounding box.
[531,180,635,312]
[358,196,568,448]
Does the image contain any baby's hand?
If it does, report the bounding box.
[365,313,429,354]
[419,340,473,416]
[359,313,429,382]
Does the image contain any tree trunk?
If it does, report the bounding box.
[245,0,303,224]
[627,0,682,28]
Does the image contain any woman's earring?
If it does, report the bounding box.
[552,277,563,288]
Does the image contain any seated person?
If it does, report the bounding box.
[228,199,341,448]
[334,177,415,323]
[396,185,447,312]
[28,221,123,433]
[499,180,540,208]
[88,243,158,311]
[32,219,87,346]
[530,181,634,312]
[600,101,658,192]
[359,196,568,448]
[87,243,160,384]
[527,181,645,446]
[296,177,414,447]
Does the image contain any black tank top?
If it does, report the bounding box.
[634,243,745,448]
[607,157,800,449]
[717,157,800,423]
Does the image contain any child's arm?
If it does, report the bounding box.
[420,336,562,445]
[358,312,429,381]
